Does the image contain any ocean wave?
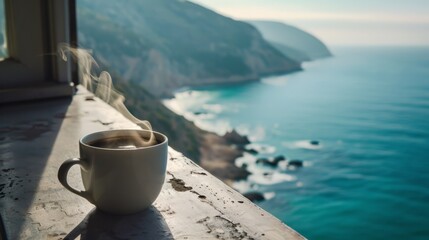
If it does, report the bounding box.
[232,180,254,193]
[235,155,297,186]
[236,125,266,141]
[236,156,272,174]
[278,160,288,170]
[162,99,187,115]
[261,75,289,86]
[235,153,256,167]
[192,112,216,120]
[303,161,312,167]
[263,192,276,200]
[249,172,296,185]
[202,103,223,113]
[245,143,276,154]
[231,181,277,201]
[194,120,231,135]
[283,140,323,150]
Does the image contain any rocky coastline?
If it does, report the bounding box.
[199,130,251,186]
[116,76,309,203]
[198,129,309,202]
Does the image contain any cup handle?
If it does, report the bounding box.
[58,158,93,203]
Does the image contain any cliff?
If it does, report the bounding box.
[248,20,331,62]
[77,0,301,97]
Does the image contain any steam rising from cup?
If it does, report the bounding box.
[59,44,157,147]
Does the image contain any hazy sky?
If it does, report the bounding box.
[192,0,429,46]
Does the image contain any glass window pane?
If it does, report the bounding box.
[0,0,8,59]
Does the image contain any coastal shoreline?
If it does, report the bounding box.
[161,67,303,99]
[198,130,251,187]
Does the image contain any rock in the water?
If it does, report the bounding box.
[223,129,250,145]
[243,192,265,202]
[194,111,205,115]
[245,148,258,155]
[230,167,251,181]
[256,156,286,167]
[310,140,319,145]
[256,158,269,164]
[273,155,286,164]
[256,158,277,167]
[288,159,303,168]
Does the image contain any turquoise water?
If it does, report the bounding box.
[164,47,429,239]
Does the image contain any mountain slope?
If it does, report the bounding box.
[77,0,301,97]
[269,41,311,62]
[248,20,331,62]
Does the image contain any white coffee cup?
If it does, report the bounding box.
[58,129,168,214]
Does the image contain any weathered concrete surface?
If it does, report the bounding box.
[0,86,305,239]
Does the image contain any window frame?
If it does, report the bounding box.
[0,0,77,103]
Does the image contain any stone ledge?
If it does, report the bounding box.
[0,86,305,239]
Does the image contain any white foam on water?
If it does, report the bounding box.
[283,140,322,150]
[246,164,271,175]
[263,192,276,200]
[245,143,276,154]
[235,125,266,141]
[249,172,296,185]
[278,160,288,170]
[164,89,221,116]
[232,180,255,193]
[250,127,266,141]
[303,161,312,167]
[202,103,223,113]
[227,103,242,113]
[236,154,274,175]
[164,99,226,134]
[235,153,257,167]
[194,120,231,135]
[164,91,206,113]
[193,113,216,120]
[261,75,289,86]
[162,99,186,115]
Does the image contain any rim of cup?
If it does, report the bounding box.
[80,129,168,151]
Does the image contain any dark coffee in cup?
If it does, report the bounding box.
[88,136,157,149]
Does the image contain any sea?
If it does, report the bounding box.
[163,46,429,240]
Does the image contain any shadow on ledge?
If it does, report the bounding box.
[65,206,173,240]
